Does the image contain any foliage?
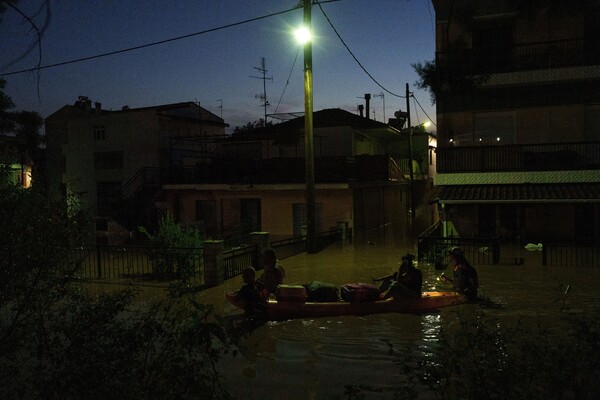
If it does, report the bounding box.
[412,310,600,399]
[412,59,488,106]
[139,214,205,281]
[341,304,600,399]
[0,78,44,162]
[232,118,272,135]
[0,178,237,400]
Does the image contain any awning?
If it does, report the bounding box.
[435,183,600,204]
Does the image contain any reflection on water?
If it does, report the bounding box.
[86,242,600,399]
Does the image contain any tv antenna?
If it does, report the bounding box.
[374,92,385,123]
[216,99,223,119]
[251,57,273,126]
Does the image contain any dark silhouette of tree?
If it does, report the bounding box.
[232,118,272,135]
[0,78,43,158]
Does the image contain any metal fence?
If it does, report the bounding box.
[223,245,259,280]
[543,244,600,267]
[73,245,204,284]
[418,223,600,267]
[74,227,345,284]
[221,228,343,280]
[417,235,500,267]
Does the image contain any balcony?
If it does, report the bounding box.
[437,141,600,173]
[436,38,600,76]
[160,155,404,185]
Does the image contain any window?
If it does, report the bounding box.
[474,111,515,145]
[94,152,123,170]
[94,126,106,141]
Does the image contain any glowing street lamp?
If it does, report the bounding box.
[294,26,312,45]
[296,2,316,254]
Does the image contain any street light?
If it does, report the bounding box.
[296,1,316,254]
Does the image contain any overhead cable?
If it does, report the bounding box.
[0,6,299,77]
[316,1,405,98]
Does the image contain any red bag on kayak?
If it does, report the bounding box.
[341,282,380,302]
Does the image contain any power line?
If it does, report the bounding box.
[412,95,437,127]
[274,47,301,115]
[316,1,405,99]
[0,6,299,77]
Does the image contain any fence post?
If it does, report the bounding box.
[203,240,224,287]
[96,245,102,278]
[542,243,547,266]
[249,232,270,269]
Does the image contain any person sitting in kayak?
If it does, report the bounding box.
[257,248,286,295]
[372,253,422,300]
[233,266,268,322]
[444,247,479,301]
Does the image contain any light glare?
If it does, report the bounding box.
[295,26,312,44]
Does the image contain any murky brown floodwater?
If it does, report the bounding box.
[89,242,600,399]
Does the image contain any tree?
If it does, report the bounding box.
[232,118,272,135]
[0,78,43,152]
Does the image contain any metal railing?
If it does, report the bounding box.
[437,141,600,173]
[417,234,500,267]
[436,38,600,75]
[418,223,600,267]
[72,245,203,284]
[221,228,344,280]
[162,155,398,185]
[543,243,600,267]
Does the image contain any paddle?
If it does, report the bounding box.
[437,273,453,283]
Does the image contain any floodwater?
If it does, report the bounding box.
[90,242,600,399]
[196,242,600,400]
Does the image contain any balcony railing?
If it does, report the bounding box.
[436,38,600,75]
[162,155,400,185]
[437,141,600,173]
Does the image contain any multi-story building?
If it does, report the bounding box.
[157,108,433,244]
[45,97,227,242]
[431,0,600,245]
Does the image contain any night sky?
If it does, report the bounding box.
[1,0,437,133]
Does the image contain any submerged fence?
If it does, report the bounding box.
[74,227,345,286]
[418,223,600,267]
[73,245,204,285]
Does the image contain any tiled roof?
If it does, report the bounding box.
[436,183,600,203]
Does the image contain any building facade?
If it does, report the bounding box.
[159,108,426,244]
[431,0,600,244]
[45,97,227,242]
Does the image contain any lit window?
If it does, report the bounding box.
[474,111,515,145]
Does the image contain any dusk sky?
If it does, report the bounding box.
[1,0,437,133]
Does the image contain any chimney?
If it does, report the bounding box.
[365,93,371,119]
[358,104,364,117]
[95,102,102,114]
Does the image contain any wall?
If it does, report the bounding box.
[163,186,354,240]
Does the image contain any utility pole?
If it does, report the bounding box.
[406,83,415,228]
[303,0,316,254]
[251,57,273,126]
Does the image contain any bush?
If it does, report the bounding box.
[340,306,600,399]
[139,214,205,282]
[0,184,237,399]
